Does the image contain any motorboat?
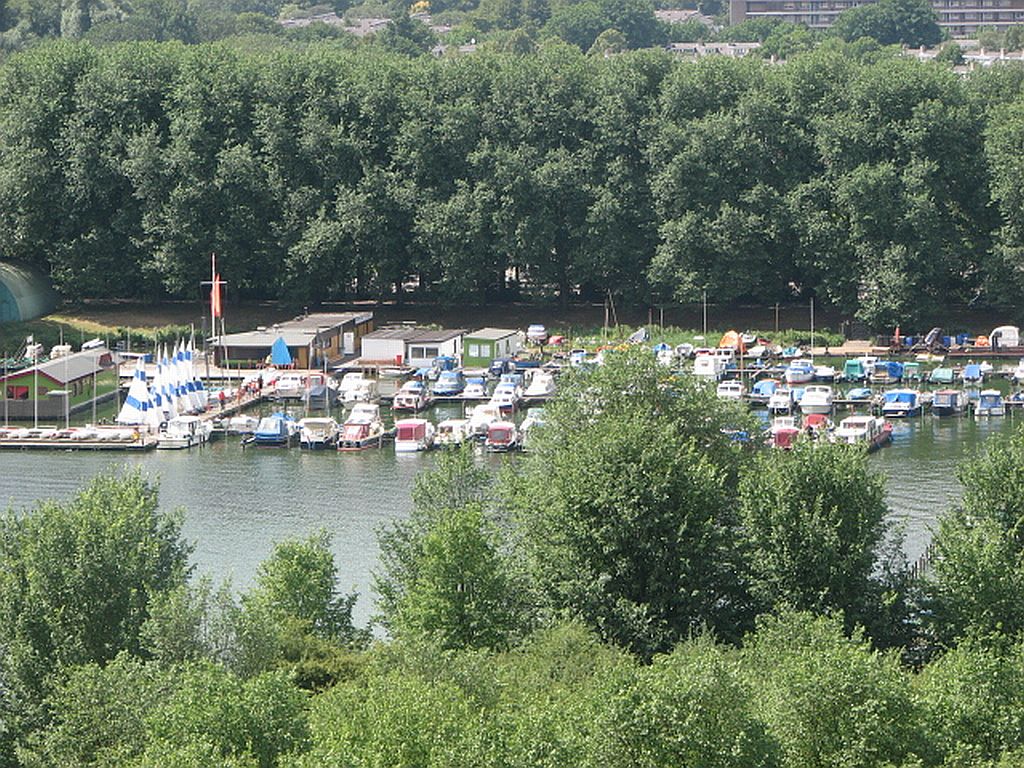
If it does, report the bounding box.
[769,415,799,436]
[768,387,796,415]
[432,370,466,397]
[653,342,674,367]
[157,415,212,449]
[338,404,387,450]
[803,413,832,434]
[461,377,489,400]
[674,343,694,360]
[520,407,546,446]
[771,423,801,449]
[784,359,815,385]
[814,365,838,381]
[523,370,556,401]
[394,418,435,452]
[975,389,1006,417]
[305,378,339,410]
[338,372,379,404]
[716,380,745,400]
[833,415,892,451]
[800,385,834,416]
[485,421,520,452]
[225,414,259,434]
[1013,359,1024,384]
[961,364,984,386]
[846,387,873,402]
[298,417,339,449]
[436,418,472,447]
[274,373,306,400]
[693,353,725,381]
[931,389,966,417]
[489,382,521,416]
[468,403,501,436]
[252,412,298,446]
[569,349,589,367]
[929,367,955,385]
[869,361,903,386]
[843,356,877,382]
[748,379,778,405]
[881,389,923,418]
[393,380,432,412]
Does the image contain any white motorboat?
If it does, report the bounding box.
[767,387,796,415]
[800,385,834,416]
[462,378,489,400]
[274,372,306,399]
[716,380,745,400]
[489,382,521,416]
[976,389,1006,417]
[436,418,472,447]
[693,353,725,381]
[814,365,838,381]
[394,418,435,452]
[225,415,259,434]
[931,389,967,417]
[338,404,387,450]
[298,417,339,449]
[784,359,815,385]
[157,415,212,449]
[339,372,379,404]
[393,380,432,412]
[523,370,556,401]
[833,415,892,451]
[468,403,501,436]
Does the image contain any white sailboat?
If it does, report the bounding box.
[116,358,160,431]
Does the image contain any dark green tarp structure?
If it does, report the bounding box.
[0,262,57,322]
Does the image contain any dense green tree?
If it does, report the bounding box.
[743,611,920,768]
[507,350,756,657]
[0,471,189,757]
[831,0,942,46]
[737,441,903,640]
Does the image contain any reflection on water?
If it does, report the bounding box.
[0,403,1019,624]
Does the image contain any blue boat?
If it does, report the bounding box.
[784,359,815,384]
[881,389,922,418]
[870,361,904,385]
[253,412,297,446]
[961,364,984,385]
[846,387,873,401]
[432,370,466,397]
[749,379,778,405]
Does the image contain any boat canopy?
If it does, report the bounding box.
[963,364,983,380]
[844,359,864,378]
[270,337,292,367]
[876,361,904,378]
[884,390,917,404]
[933,390,959,406]
[979,390,1003,405]
[718,330,741,350]
[930,367,954,384]
[752,380,778,396]
[396,421,427,440]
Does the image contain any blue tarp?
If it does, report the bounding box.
[885,391,916,404]
[752,380,777,396]
[270,337,292,366]
[963,364,983,381]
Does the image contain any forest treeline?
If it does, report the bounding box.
[5,352,1024,767]
[3,40,1024,328]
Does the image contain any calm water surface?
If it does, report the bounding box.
[0,400,1018,625]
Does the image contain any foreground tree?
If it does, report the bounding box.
[0,470,190,754]
[507,350,756,657]
[738,440,908,644]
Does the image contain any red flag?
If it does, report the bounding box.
[211,273,222,318]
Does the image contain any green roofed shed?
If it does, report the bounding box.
[0,262,57,323]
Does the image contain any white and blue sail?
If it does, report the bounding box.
[116,358,157,428]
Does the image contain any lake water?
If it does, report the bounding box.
[0,399,1018,626]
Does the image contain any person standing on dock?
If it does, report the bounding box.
[218,389,226,411]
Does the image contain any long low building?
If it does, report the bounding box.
[360,327,465,369]
[729,0,1024,36]
[0,347,118,420]
[213,312,374,369]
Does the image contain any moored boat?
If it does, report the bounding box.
[338,404,387,450]
[833,415,892,451]
[432,370,466,397]
[523,370,556,401]
[485,421,520,452]
[251,412,298,446]
[394,418,435,452]
[869,361,904,386]
[975,389,1006,417]
[157,415,212,450]
[468,403,501,436]
[436,418,472,447]
[298,417,339,449]
[932,389,966,417]
[768,386,796,415]
[800,385,834,416]
[748,378,778,405]
[393,380,432,412]
[784,359,815,385]
[716,380,745,400]
[881,389,923,418]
